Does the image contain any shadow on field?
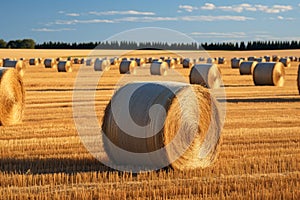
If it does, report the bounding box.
[0,157,114,174]
[224,97,300,103]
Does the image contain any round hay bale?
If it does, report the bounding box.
[239,61,258,75]
[297,65,300,94]
[256,57,266,62]
[86,58,94,66]
[176,57,182,65]
[57,61,72,72]
[199,57,206,62]
[3,60,26,77]
[150,61,168,76]
[38,58,43,64]
[44,58,57,69]
[218,57,226,64]
[247,56,256,61]
[272,55,280,62]
[67,57,72,61]
[56,57,61,62]
[253,62,285,86]
[102,82,222,170]
[231,58,243,69]
[189,64,221,89]
[136,58,146,67]
[165,59,176,69]
[94,58,110,71]
[0,68,25,125]
[29,58,39,66]
[279,57,291,67]
[119,60,137,74]
[182,58,193,68]
[264,56,271,62]
[207,58,216,64]
[80,58,85,65]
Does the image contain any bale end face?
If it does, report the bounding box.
[0,68,25,125]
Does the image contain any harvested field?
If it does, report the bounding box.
[0,49,299,199]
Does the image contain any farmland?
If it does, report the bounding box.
[0,49,299,199]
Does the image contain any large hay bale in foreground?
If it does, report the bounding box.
[44,58,57,69]
[279,57,291,67]
[298,65,300,94]
[239,61,258,75]
[94,59,110,71]
[57,61,72,72]
[189,64,221,89]
[119,60,137,74]
[253,62,285,86]
[150,61,168,76]
[231,58,243,69]
[0,68,25,125]
[3,60,26,77]
[102,82,222,170]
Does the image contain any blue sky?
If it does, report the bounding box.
[1,0,299,44]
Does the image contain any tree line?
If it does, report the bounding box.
[0,38,300,50]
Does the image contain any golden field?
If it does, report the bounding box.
[0,49,299,199]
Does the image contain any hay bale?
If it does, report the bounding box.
[247,56,256,61]
[3,60,26,77]
[218,57,226,64]
[239,61,258,75]
[29,58,39,66]
[189,64,221,89]
[165,59,176,69]
[0,68,25,125]
[44,58,57,69]
[199,57,206,62]
[86,58,94,66]
[256,57,266,62]
[102,81,222,170]
[136,58,146,67]
[231,58,243,69]
[94,58,110,71]
[207,58,216,64]
[119,60,137,74]
[56,57,61,62]
[183,58,193,68]
[253,62,285,86]
[272,55,280,62]
[264,56,271,62]
[150,61,168,76]
[57,61,72,72]
[80,58,85,65]
[279,57,291,67]
[298,65,300,94]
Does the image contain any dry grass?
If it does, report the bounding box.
[0,49,299,199]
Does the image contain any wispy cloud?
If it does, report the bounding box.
[181,15,254,21]
[66,13,80,17]
[54,19,114,25]
[179,3,293,14]
[270,16,295,21]
[89,10,155,16]
[190,32,247,38]
[32,28,76,32]
[116,16,177,22]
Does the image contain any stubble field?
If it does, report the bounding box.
[0,49,299,199]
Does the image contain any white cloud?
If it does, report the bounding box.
[181,15,254,22]
[116,16,177,22]
[89,10,155,16]
[179,5,198,12]
[32,28,75,32]
[66,13,80,17]
[54,19,114,25]
[201,3,216,10]
[190,32,247,38]
[269,16,295,21]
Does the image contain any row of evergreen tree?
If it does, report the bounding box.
[35,40,300,50]
[1,38,300,50]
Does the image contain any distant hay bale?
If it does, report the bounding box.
[80,58,85,64]
[102,82,222,170]
[0,68,25,125]
[136,58,146,66]
[94,58,110,71]
[247,56,256,61]
[182,58,193,68]
[239,61,258,75]
[298,65,300,94]
[218,57,227,64]
[3,60,26,77]
[264,56,271,62]
[207,58,216,64]
[56,57,61,62]
[176,57,182,65]
[57,61,72,72]
[256,57,266,62]
[165,59,176,69]
[119,60,137,74]
[199,57,206,62]
[38,58,43,64]
[110,57,119,66]
[189,64,221,89]
[73,58,80,64]
[272,55,280,62]
[29,58,39,66]
[86,58,94,66]
[231,58,243,69]
[150,61,168,76]
[44,58,57,69]
[279,57,291,67]
[253,62,285,86]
